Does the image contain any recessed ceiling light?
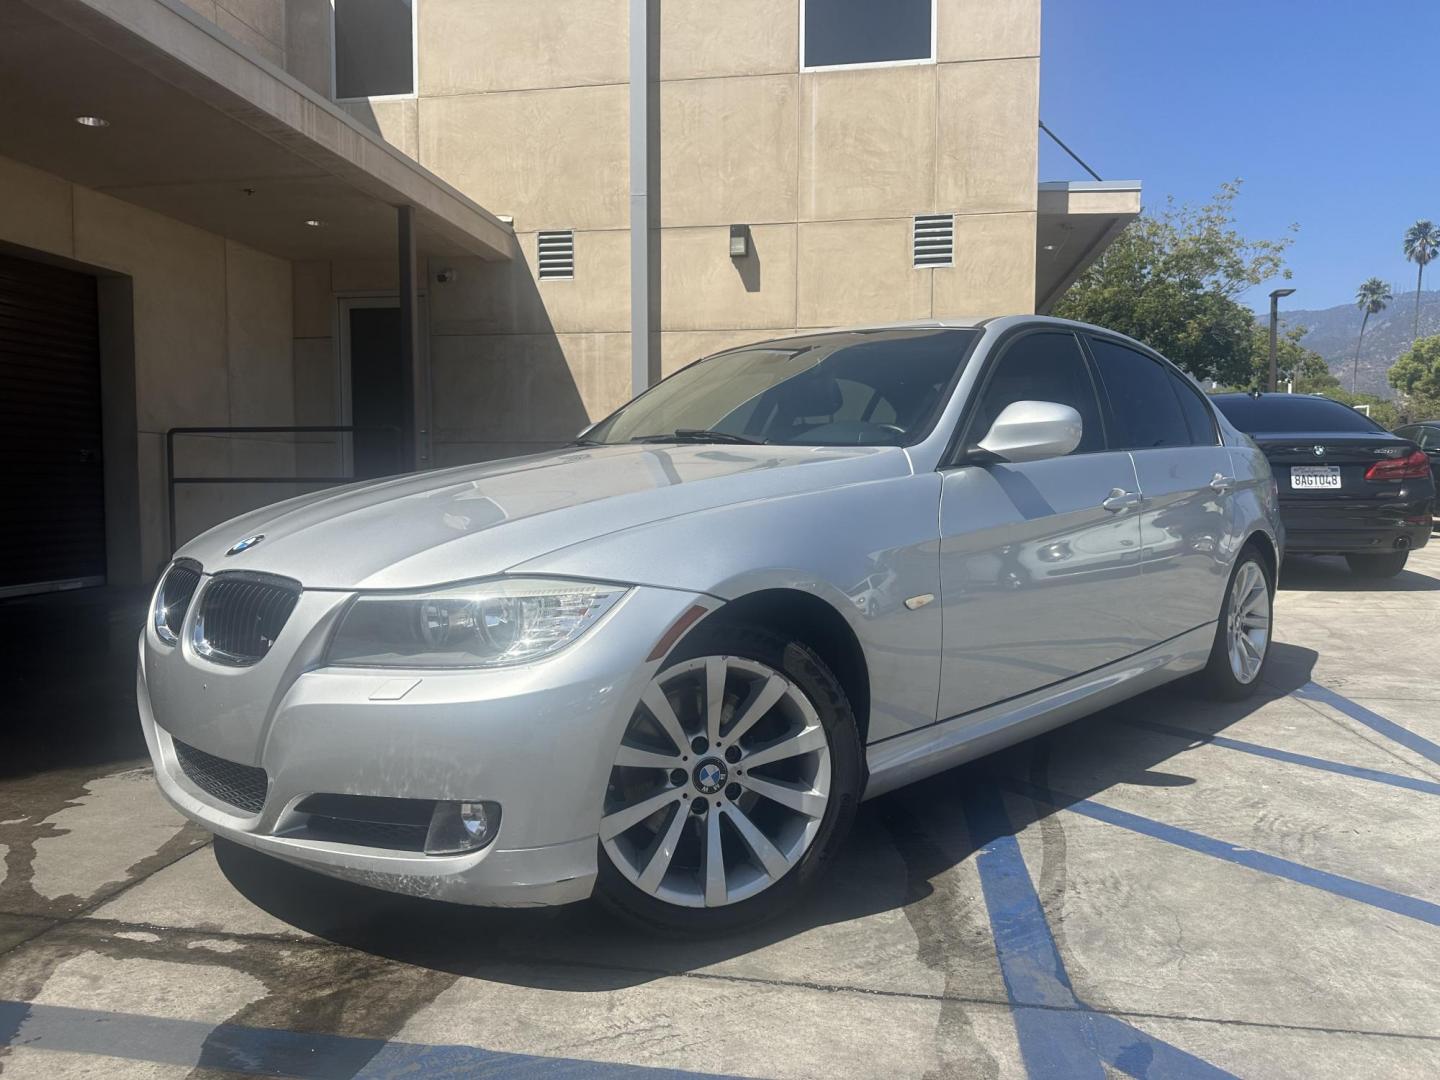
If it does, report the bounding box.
[75,115,109,128]
[303,219,324,227]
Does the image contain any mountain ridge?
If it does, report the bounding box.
[1277,289,1440,397]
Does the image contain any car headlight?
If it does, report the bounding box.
[327,578,627,668]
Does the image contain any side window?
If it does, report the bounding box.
[967,332,1104,456]
[1170,372,1220,445]
[1420,427,1440,450]
[802,0,934,70]
[1088,339,1192,450]
[333,0,417,101]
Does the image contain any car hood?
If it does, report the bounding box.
[178,443,910,589]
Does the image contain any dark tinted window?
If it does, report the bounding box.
[1171,373,1219,445]
[584,329,977,447]
[1417,426,1440,450]
[1089,339,1191,449]
[968,332,1104,454]
[1211,395,1384,434]
[804,0,932,68]
[334,0,414,99]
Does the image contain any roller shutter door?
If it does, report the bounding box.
[0,251,106,596]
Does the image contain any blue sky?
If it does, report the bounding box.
[1038,0,1440,314]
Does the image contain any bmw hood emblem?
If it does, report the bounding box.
[225,534,265,556]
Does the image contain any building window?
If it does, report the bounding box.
[802,0,935,71]
[333,0,418,101]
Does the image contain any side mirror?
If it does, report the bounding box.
[975,400,1083,464]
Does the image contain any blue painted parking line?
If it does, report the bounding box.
[1120,718,1440,796]
[962,782,1236,1079]
[1295,682,1440,768]
[1007,778,1440,928]
[0,998,737,1080]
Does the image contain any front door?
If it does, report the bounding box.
[937,330,1148,721]
[1086,336,1236,643]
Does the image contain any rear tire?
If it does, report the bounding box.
[1195,548,1273,701]
[595,621,862,936]
[1345,551,1409,578]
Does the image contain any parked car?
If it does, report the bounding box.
[1212,393,1433,578]
[1391,421,1440,495]
[140,317,1282,934]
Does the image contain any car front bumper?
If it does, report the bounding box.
[139,583,715,907]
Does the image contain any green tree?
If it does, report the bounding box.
[1387,334,1440,402]
[1403,220,1440,340]
[1055,181,1295,385]
[1233,323,1338,393]
[1351,277,1392,392]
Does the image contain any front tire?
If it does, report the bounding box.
[595,622,862,935]
[1195,548,1273,701]
[1345,551,1409,578]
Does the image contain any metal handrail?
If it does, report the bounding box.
[165,425,401,554]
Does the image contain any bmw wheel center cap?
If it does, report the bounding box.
[693,757,728,795]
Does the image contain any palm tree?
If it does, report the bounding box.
[1352,277,1392,392]
[1403,220,1440,339]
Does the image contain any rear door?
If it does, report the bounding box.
[1087,337,1235,643]
[937,329,1147,722]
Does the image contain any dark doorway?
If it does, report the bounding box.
[346,304,407,479]
[0,251,107,597]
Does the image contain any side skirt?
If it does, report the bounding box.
[862,623,1215,800]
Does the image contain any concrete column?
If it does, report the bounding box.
[398,204,425,470]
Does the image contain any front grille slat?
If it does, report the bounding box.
[196,575,300,665]
[156,560,201,640]
[173,739,268,815]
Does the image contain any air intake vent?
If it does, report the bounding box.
[913,214,954,268]
[193,575,300,665]
[537,230,575,279]
[154,559,202,644]
[173,738,268,815]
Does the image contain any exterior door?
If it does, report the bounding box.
[0,252,106,598]
[937,330,1148,722]
[338,296,429,478]
[1087,336,1236,643]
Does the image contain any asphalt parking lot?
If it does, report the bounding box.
[3,548,1440,1079]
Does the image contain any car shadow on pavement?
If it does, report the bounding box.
[214,642,1320,990]
[1279,553,1440,592]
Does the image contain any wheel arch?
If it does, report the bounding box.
[685,588,872,749]
[1241,528,1279,586]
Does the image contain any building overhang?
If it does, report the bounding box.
[0,0,513,262]
[1035,180,1142,313]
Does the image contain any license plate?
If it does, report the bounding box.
[1291,465,1341,490]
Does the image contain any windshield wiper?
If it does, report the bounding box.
[630,429,764,445]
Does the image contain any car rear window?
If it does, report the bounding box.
[1212,395,1384,434]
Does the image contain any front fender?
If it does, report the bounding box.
[510,473,946,739]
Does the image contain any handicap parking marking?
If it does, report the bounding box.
[0,998,739,1080]
[1006,778,1440,929]
[1294,682,1440,769]
[962,782,1238,1080]
[1119,718,1440,797]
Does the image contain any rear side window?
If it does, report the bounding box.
[1211,395,1384,434]
[967,332,1104,455]
[1088,338,1192,449]
[1171,374,1219,445]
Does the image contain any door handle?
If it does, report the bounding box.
[1102,488,1142,513]
[1209,473,1236,493]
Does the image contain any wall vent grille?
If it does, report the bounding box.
[537,230,575,279]
[913,214,954,268]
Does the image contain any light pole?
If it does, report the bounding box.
[1268,287,1295,392]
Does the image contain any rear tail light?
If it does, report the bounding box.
[1365,450,1430,482]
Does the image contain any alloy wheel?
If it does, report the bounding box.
[1226,560,1271,684]
[601,655,832,908]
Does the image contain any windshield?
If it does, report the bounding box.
[583,329,980,447]
[1212,395,1384,434]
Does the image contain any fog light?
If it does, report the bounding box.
[424,800,501,855]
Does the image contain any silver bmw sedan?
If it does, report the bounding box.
[140,316,1282,933]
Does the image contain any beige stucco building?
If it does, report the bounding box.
[0,0,1139,597]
